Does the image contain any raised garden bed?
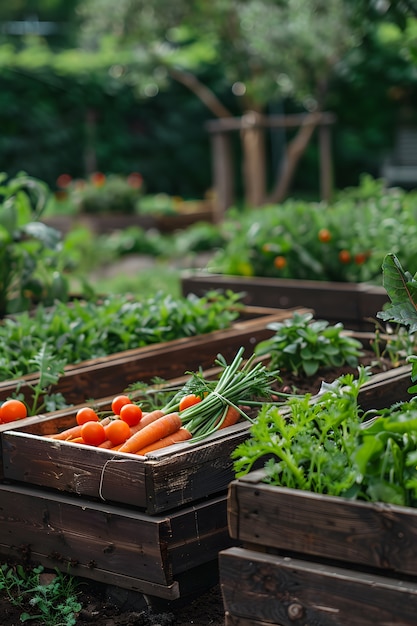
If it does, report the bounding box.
[181,271,389,331]
[0,304,301,406]
[0,348,414,604]
[221,468,417,625]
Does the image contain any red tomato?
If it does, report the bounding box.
[179,394,202,412]
[318,228,332,243]
[111,395,132,416]
[81,421,106,446]
[273,256,287,270]
[354,252,367,265]
[338,250,351,264]
[76,407,99,426]
[119,403,143,426]
[104,420,131,446]
[0,399,28,423]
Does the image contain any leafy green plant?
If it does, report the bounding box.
[0,172,70,317]
[232,369,369,495]
[377,253,417,391]
[0,290,243,382]
[0,563,81,626]
[207,177,417,284]
[254,311,364,376]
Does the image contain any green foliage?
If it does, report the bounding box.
[0,172,70,316]
[0,290,243,382]
[0,562,81,626]
[232,370,369,494]
[255,311,364,376]
[232,368,417,507]
[208,176,417,283]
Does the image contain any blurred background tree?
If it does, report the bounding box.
[0,0,416,202]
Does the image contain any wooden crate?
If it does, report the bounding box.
[0,305,305,406]
[0,481,231,600]
[181,271,388,331]
[1,361,413,515]
[220,466,417,625]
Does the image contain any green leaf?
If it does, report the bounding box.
[377,253,417,332]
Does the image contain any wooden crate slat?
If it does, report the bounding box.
[220,547,417,626]
[0,482,229,597]
[227,476,417,576]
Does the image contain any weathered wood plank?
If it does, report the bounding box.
[181,272,388,330]
[220,547,417,626]
[227,475,417,577]
[0,483,229,597]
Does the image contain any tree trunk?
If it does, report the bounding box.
[267,111,322,204]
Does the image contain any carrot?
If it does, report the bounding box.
[118,412,182,454]
[218,405,242,430]
[133,409,166,431]
[135,427,192,455]
[68,436,85,444]
[48,424,83,441]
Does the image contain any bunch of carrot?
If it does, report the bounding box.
[48,348,279,456]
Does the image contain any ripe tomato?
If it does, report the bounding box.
[104,420,131,446]
[119,403,143,426]
[111,395,132,416]
[338,249,351,264]
[76,407,99,426]
[354,252,367,265]
[81,421,106,446]
[179,394,202,412]
[318,228,332,243]
[273,256,287,270]
[0,399,28,423]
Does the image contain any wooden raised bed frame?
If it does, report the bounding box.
[181,271,389,331]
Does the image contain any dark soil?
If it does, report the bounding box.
[0,349,396,626]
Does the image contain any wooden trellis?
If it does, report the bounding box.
[205,111,336,221]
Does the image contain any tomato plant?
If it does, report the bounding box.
[338,249,351,264]
[119,403,143,426]
[318,228,332,243]
[179,394,202,412]
[81,421,106,446]
[0,399,28,423]
[111,395,132,416]
[273,256,287,270]
[104,419,131,445]
[76,407,99,425]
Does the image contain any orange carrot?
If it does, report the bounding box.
[133,409,166,431]
[118,412,182,454]
[218,405,241,430]
[68,436,85,444]
[135,427,192,455]
[48,424,83,441]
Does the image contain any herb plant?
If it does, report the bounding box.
[254,311,364,376]
[0,290,243,381]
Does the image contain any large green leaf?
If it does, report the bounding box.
[377,253,417,333]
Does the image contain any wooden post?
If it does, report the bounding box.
[319,122,333,202]
[209,130,235,222]
[241,111,266,208]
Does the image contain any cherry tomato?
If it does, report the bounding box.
[104,420,131,445]
[318,228,332,243]
[76,407,99,426]
[179,394,202,412]
[111,395,132,416]
[354,252,367,265]
[119,403,143,426]
[81,421,106,446]
[0,399,28,423]
[273,256,287,270]
[338,250,351,264]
